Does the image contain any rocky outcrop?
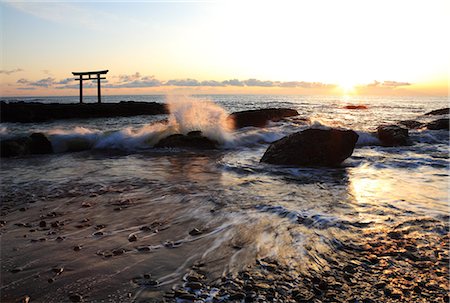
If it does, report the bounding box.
[399,120,424,129]
[229,108,299,129]
[424,108,449,116]
[377,125,410,146]
[154,131,218,150]
[0,101,168,123]
[260,128,358,167]
[1,133,53,157]
[426,119,449,130]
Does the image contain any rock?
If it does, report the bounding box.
[189,228,202,236]
[11,267,23,273]
[29,133,53,154]
[426,119,449,130]
[73,245,82,251]
[424,108,449,115]
[229,108,299,128]
[154,131,218,149]
[260,128,358,167]
[0,101,168,123]
[343,105,368,110]
[19,295,30,303]
[377,125,410,146]
[128,234,138,242]
[399,120,424,129]
[68,293,83,302]
[1,137,31,157]
[1,133,52,157]
[39,221,47,227]
[185,281,203,290]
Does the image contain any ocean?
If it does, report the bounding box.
[1,94,448,302]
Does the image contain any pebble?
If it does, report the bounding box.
[39,221,47,227]
[68,293,83,302]
[11,267,23,273]
[81,202,91,208]
[73,245,82,251]
[128,234,138,242]
[189,228,202,236]
[52,267,64,275]
[19,295,30,303]
[136,246,151,252]
[93,231,104,236]
[112,248,125,256]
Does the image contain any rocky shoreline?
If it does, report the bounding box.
[165,220,449,303]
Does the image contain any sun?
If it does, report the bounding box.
[339,81,355,94]
[338,80,356,94]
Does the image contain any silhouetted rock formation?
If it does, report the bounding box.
[229,108,299,129]
[260,128,358,167]
[399,120,424,129]
[426,119,449,130]
[424,108,449,116]
[154,131,218,150]
[343,105,368,110]
[0,101,168,123]
[1,133,53,157]
[377,125,410,146]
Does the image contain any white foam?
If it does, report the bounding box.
[356,131,381,146]
[44,96,235,153]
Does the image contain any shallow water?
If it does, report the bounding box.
[0,94,448,302]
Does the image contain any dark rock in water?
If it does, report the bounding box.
[399,120,424,129]
[1,137,31,157]
[377,125,410,146]
[155,131,219,150]
[424,108,449,116]
[29,133,53,154]
[1,132,53,157]
[260,128,358,167]
[0,101,168,123]
[343,105,368,110]
[426,119,449,130]
[229,108,299,128]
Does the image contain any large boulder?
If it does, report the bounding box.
[0,133,53,157]
[377,125,410,146]
[154,131,218,150]
[426,119,449,130]
[260,128,359,167]
[424,108,449,116]
[229,108,299,129]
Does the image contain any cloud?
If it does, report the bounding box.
[14,73,410,92]
[17,77,56,88]
[0,68,24,75]
[166,78,201,86]
[365,80,411,88]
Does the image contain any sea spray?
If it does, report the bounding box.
[166,95,234,144]
[45,96,235,152]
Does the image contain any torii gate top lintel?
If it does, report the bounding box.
[72,70,109,104]
[72,70,109,76]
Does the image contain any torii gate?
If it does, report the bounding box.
[72,70,108,103]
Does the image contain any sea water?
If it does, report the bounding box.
[0,94,448,302]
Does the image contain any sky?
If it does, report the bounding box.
[0,0,449,96]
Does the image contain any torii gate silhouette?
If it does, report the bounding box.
[72,70,108,103]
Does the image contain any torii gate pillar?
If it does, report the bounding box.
[72,70,109,103]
